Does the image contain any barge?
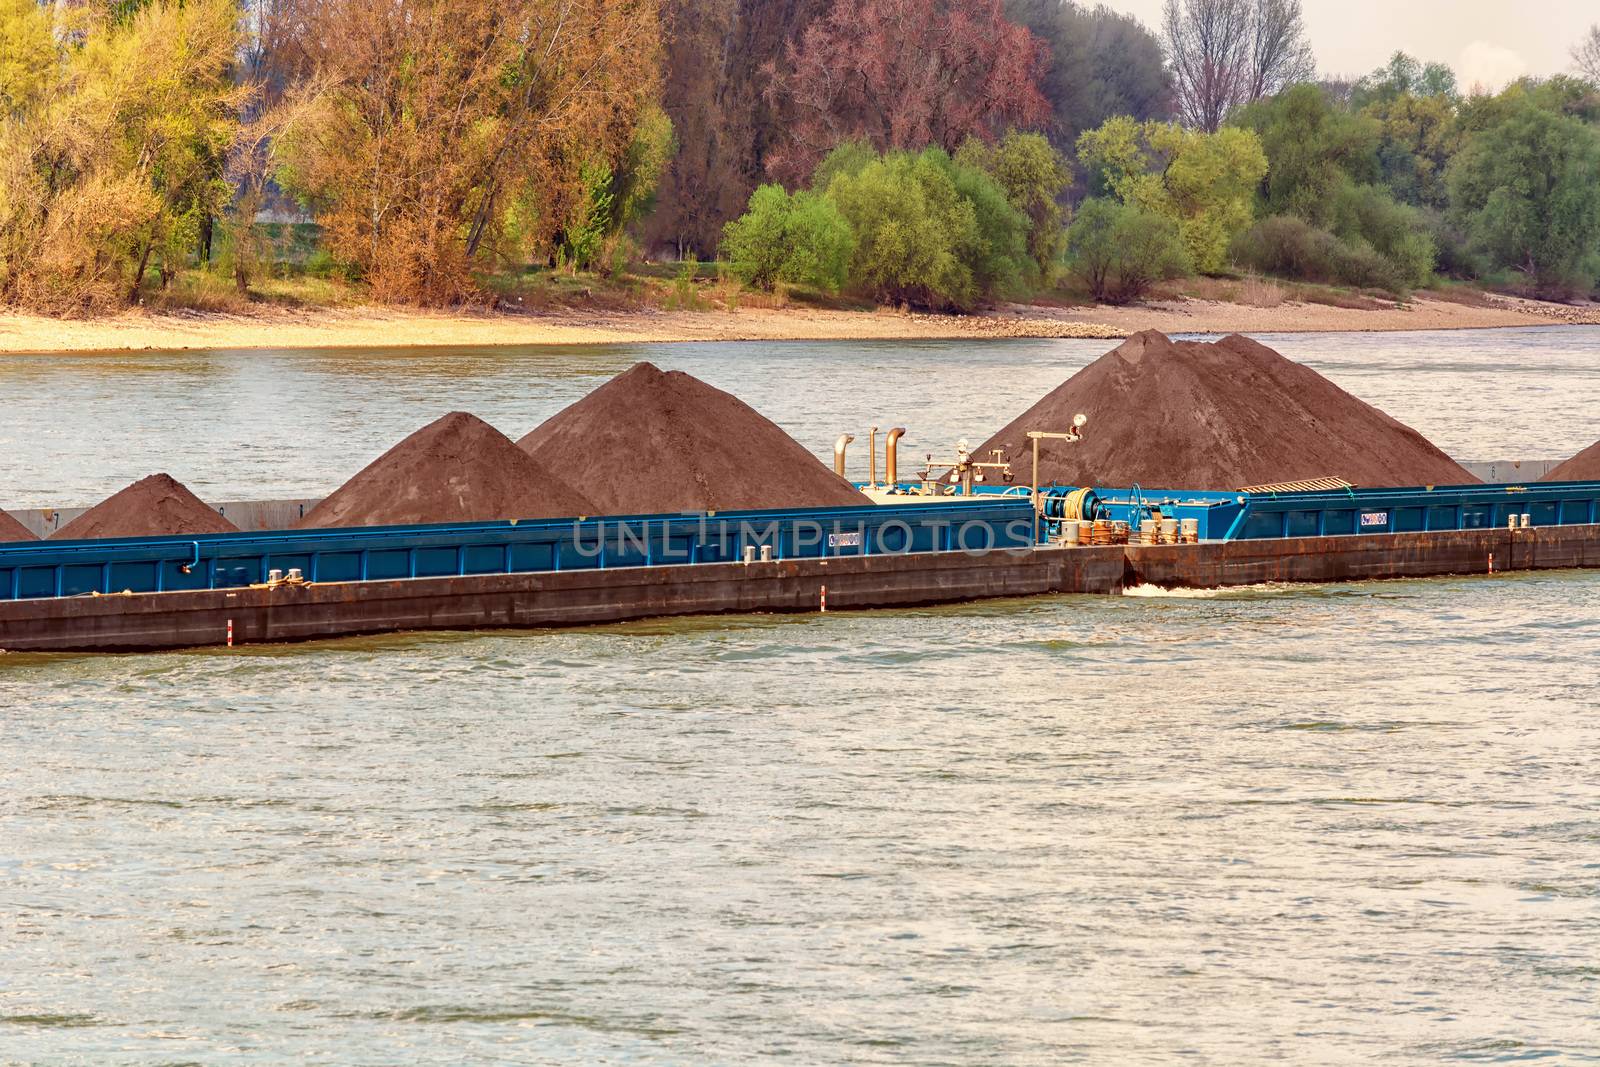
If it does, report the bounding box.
[4,482,1600,653]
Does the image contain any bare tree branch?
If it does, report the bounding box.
[1163,0,1313,131]
[1575,23,1600,84]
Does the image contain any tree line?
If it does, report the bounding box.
[1,0,663,310]
[3,0,1600,314]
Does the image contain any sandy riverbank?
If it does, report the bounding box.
[1022,292,1598,335]
[0,293,1592,353]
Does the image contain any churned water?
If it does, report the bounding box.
[3,328,1600,1063]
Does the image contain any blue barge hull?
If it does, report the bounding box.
[4,490,1600,653]
[2,522,1598,653]
[1072,480,1600,540]
[0,500,1033,603]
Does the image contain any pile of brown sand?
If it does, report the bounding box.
[1542,441,1600,481]
[298,412,597,529]
[516,362,872,514]
[53,474,239,540]
[0,508,37,542]
[973,330,1476,490]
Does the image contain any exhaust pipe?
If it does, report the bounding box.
[885,427,907,486]
[833,433,855,478]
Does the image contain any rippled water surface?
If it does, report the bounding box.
[2,326,1597,507]
[4,329,1600,1063]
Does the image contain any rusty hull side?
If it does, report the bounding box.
[9,526,1600,653]
[1126,525,1600,588]
[0,546,1128,653]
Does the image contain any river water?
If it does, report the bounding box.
[3,328,1599,1063]
[3,326,1599,506]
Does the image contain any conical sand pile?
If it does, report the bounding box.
[1542,440,1600,481]
[517,362,872,514]
[298,412,596,529]
[0,508,36,542]
[972,331,1476,491]
[53,474,238,540]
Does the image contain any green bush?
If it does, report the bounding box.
[1231,214,1417,292]
[948,160,1032,300]
[720,184,855,292]
[1075,117,1266,275]
[557,160,615,272]
[1327,183,1435,289]
[823,147,1031,311]
[1065,198,1190,304]
[304,247,342,280]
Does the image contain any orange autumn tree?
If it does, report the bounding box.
[275,0,661,305]
[763,0,1050,185]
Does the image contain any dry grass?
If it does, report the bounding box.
[114,258,1467,331]
[718,281,788,311]
[1165,276,1241,303]
[488,268,649,314]
[1239,275,1286,308]
[1420,284,1498,308]
[1297,286,1388,311]
[1163,273,1393,310]
[141,270,364,313]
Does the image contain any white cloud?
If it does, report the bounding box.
[1456,40,1529,94]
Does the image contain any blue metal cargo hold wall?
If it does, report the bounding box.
[1082,481,1600,541]
[0,499,1035,602]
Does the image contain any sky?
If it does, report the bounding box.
[1094,0,1596,90]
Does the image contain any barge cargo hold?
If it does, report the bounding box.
[5,487,1600,653]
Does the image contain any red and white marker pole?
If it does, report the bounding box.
[226,618,234,647]
[820,585,828,613]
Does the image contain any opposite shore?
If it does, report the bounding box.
[2,293,1596,354]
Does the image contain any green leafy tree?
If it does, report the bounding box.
[1447,102,1600,296]
[95,0,242,297]
[823,147,1030,310]
[1076,116,1266,273]
[1234,84,1379,220]
[948,153,1033,297]
[720,184,855,291]
[955,130,1071,280]
[1363,92,1459,209]
[1065,197,1189,303]
[1351,51,1457,109]
[1230,84,1435,290]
